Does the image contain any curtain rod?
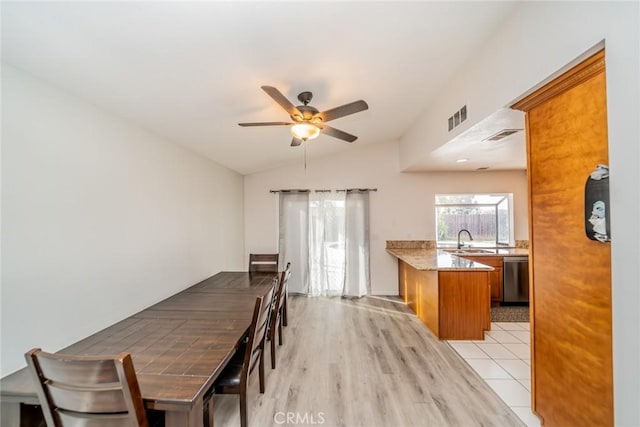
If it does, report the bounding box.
[338,188,377,193]
[270,188,377,193]
[269,189,310,193]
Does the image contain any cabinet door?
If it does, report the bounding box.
[489,267,503,302]
[460,256,503,302]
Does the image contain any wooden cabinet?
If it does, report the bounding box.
[460,256,503,303]
[438,271,491,339]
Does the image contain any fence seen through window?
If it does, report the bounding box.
[435,194,513,247]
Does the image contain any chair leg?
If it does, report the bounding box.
[259,350,266,393]
[282,295,288,327]
[239,388,248,427]
[271,332,277,369]
[278,320,283,346]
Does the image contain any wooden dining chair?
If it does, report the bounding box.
[248,253,279,273]
[269,262,291,369]
[24,348,149,427]
[281,262,290,328]
[204,281,275,427]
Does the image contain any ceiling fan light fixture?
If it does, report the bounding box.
[239,86,367,145]
[291,123,320,141]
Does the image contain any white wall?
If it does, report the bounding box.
[1,66,245,376]
[400,2,639,424]
[244,140,528,295]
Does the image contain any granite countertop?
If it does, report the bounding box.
[386,247,529,271]
[386,248,494,271]
[445,248,530,257]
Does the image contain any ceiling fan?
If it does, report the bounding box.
[239,86,369,146]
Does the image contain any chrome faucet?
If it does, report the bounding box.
[457,229,474,249]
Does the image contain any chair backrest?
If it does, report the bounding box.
[270,263,291,331]
[248,253,279,273]
[242,281,275,382]
[25,348,148,427]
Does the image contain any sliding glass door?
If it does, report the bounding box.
[278,190,370,297]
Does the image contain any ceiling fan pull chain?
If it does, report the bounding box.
[304,144,307,171]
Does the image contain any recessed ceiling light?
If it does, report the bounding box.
[476,166,490,171]
[456,158,469,163]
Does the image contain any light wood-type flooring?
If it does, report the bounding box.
[212,296,525,427]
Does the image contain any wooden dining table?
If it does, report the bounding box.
[0,271,278,427]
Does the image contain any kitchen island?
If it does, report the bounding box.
[387,247,494,340]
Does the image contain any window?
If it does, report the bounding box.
[435,194,514,247]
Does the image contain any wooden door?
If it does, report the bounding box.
[513,50,613,427]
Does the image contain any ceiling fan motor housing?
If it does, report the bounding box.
[294,104,320,122]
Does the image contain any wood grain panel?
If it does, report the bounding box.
[438,271,490,340]
[460,256,504,302]
[419,270,440,338]
[398,261,407,300]
[512,51,606,112]
[397,261,490,340]
[400,261,419,314]
[399,261,439,336]
[515,50,613,427]
[148,293,261,313]
[185,271,275,293]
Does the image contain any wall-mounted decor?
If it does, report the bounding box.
[585,164,610,242]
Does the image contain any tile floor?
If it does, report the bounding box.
[447,322,542,427]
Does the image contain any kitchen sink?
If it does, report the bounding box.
[445,249,497,255]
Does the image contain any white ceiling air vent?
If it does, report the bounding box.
[448,105,468,131]
[483,128,522,142]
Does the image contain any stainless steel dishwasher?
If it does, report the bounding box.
[502,256,529,304]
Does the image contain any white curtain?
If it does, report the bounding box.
[343,191,371,297]
[278,190,371,297]
[309,192,346,296]
[278,192,309,294]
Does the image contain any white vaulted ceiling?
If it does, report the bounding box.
[1,1,523,175]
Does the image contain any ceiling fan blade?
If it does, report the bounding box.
[317,100,368,122]
[291,137,303,147]
[261,86,303,119]
[238,121,293,127]
[317,124,358,143]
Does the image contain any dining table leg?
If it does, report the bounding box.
[165,398,204,427]
[204,395,215,427]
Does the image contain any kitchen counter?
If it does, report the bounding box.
[386,247,528,270]
[386,248,494,271]
[388,248,493,340]
[387,244,531,325]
